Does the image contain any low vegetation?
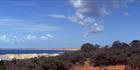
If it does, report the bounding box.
[0,40,140,70]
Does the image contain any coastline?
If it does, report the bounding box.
[0,48,80,51]
[0,53,60,60]
[0,48,79,60]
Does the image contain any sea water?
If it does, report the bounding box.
[0,49,71,55]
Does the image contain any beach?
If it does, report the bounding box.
[0,53,59,60]
[0,48,79,60]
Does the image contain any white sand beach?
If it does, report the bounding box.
[0,53,59,60]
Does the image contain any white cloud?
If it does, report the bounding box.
[40,36,48,40]
[84,22,104,37]
[48,0,134,37]
[0,17,61,32]
[0,17,22,26]
[69,12,95,26]
[40,34,53,40]
[70,0,108,17]
[0,35,8,42]
[46,34,54,38]
[124,12,129,16]
[0,35,21,43]
[70,0,134,17]
[15,24,60,32]
[0,17,20,22]
[0,17,56,43]
[26,34,37,40]
[48,14,67,19]
[69,0,134,36]
[25,34,53,41]
[0,34,54,43]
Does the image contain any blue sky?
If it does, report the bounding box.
[0,0,139,48]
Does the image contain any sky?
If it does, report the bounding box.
[0,0,139,48]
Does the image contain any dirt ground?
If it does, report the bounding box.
[70,65,126,70]
[70,59,126,70]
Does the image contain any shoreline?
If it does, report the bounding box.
[0,48,79,60]
[0,53,60,60]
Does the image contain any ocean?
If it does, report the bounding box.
[0,50,72,55]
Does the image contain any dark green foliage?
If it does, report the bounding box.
[130,40,140,47]
[0,60,6,70]
[59,51,86,65]
[81,43,98,58]
[81,43,97,52]
[0,40,140,70]
[40,57,70,70]
[111,40,129,49]
[89,40,140,67]
[92,49,109,66]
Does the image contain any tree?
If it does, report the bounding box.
[130,40,140,47]
[81,43,97,52]
[111,40,129,49]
